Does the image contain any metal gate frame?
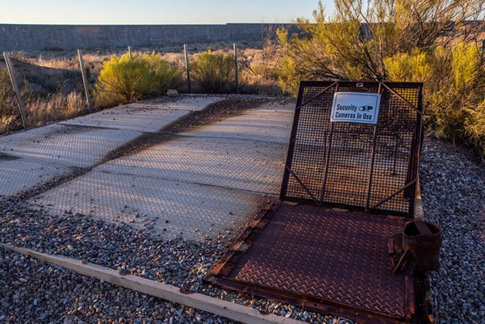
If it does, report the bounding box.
[280,81,423,218]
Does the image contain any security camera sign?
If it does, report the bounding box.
[330,92,381,124]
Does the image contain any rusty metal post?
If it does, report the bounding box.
[77,49,93,113]
[392,135,399,175]
[365,82,382,211]
[3,52,28,129]
[320,82,339,202]
[184,44,191,93]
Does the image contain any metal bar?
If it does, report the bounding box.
[320,123,334,202]
[280,83,306,200]
[233,43,239,94]
[381,82,422,115]
[3,52,28,129]
[406,84,424,218]
[320,82,339,202]
[286,167,320,205]
[369,180,416,211]
[205,276,406,324]
[404,275,416,321]
[392,135,399,175]
[296,81,337,110]
[77,49,92,113]
[128,46,132,59]
[365,82,382,210]
[184,44,191,93]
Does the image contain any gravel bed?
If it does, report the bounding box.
[419,137,485,323]
[0,194,330,323]
[1,131,483,323]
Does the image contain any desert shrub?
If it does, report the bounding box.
[428,43,485,154]
[384,51,432,82]
[190,51,237,93]
[384,42,485,155]
[276,0,485,156]
[95,52,182,107]
[238,43,284,96]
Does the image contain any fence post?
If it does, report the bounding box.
[77,49,93,113]
[3,52,28,129]
[184,44,191,93]
[128,46,132,58]
[233,43,239,94]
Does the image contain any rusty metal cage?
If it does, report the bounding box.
[280,81,423,218]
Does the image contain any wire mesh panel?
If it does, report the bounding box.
[280,81,423,218]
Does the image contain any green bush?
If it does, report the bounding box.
[95,52,182,107]
[190,51,237,93]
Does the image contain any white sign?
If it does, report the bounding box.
[330,92,381,124]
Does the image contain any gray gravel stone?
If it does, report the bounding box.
[420,137,485,324]
[1,134,482,323]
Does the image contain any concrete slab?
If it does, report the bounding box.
[98,136,286,195]
[179,103,294,143]
[61,96,221,132]
[145,95,223,112]
[30,171,264,242]
[0,124,141,168]
[0,159,66,197]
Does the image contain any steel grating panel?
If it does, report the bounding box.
[206,203,415,322]
[0,124,141,168]
[98,136,287,195]
[281,81,423,218]
[180,104,295,143]
[29,170,264,242]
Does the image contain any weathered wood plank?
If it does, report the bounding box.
[1,244,302,324]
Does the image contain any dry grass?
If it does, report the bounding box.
[24,91,86,127]
[0,42,283,135]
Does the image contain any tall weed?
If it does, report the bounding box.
[25,91,86,127]
[0,68,19,133]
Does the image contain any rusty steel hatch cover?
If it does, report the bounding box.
[205,81,429,323]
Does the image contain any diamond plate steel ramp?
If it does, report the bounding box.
[30,170,264,242]
[0,158,66,198]
[179,103,294,143]
[98,136,286,195]
[0,124,141,168]
[206,203,418,323]
[61,96,222,132]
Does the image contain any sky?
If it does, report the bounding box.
[0,0,335,25]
